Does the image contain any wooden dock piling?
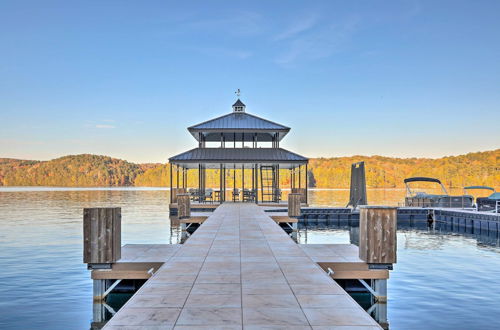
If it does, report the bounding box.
[291,188,307,203]
[177,193,190,219]
[83,207,121,266]
[288,192,301,217]
[171,188,186,203]
[359,206,397,265]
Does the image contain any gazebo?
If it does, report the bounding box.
[169,98,308,204]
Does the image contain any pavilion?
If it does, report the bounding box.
[168,98,308,204]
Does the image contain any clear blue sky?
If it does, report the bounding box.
[1,0,499,163]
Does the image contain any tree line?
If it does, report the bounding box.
[0,149,498,188]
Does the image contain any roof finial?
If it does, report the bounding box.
[235,88,241,97]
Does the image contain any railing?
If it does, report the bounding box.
[404,196,474,209]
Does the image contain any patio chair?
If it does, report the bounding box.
[188,188,198,201]
[232,188,240,202]
[204,189,213,204]
[243,189,254,202]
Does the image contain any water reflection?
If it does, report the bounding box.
[297,221,500,330]
[0,187,499,330]
[298,221,500,249]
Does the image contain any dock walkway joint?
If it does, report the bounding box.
[103,203,381,329]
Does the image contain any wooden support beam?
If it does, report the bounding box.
[91,262,163,280]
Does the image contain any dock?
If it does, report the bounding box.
[100,203,383,329]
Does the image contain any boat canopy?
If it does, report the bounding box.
[488,192,500,200]
[464,186,496,192]
[404,177,442,184]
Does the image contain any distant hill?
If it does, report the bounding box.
[0,150,498,188]
[308,149,499,188]
[0,154,147,187]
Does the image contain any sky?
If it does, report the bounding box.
[0,0,499,163]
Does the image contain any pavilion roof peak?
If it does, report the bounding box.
[187,100,291,142]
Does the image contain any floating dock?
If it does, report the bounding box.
[93,203,387,329]
[170,202,500,231]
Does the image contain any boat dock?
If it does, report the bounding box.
[88,203,390,329]
[170,202,500,231]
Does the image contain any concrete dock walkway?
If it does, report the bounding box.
[103,203,381,329]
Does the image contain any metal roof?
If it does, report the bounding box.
[189,112,289,133]
[188,112,290,142]
[169,147,307,169]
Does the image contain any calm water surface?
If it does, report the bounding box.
[0,188,499,330]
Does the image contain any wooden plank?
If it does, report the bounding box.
[114,208,121,262]
[83,208,91,262]
[270,216,298,223]
[317,262,389,280]
[91,262,163,280]
[179,216,207,224]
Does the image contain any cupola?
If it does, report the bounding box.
[232,99,246,112]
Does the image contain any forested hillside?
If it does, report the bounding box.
[0,154,150,186]
[0,150,498,188]
[309,150,499,188]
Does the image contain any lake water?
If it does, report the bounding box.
[0,187,499,330]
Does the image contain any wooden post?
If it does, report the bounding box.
[178,193,191,219]
[305,163,308,205]
[169,163,173,203]
[171,188,187,203]
[83,208,121,265]
[171,188,178,203]
[359,206,397,265]
[288,193,301,217]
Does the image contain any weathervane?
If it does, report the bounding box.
[235,88,241,97]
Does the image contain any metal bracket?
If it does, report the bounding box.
[368,263,393,270]
[88,263,112,270]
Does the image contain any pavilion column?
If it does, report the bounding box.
[203,165,206,193]
[169,163,173,203]
[223,165,226,202]
[220,164,223,203]
[175,165,179,190]
[305,163,308,204]
[255,164,259,204]
[275,164,280,203]
[298,165,302,189]
[251,166,255,201]
[198,164,200,200]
